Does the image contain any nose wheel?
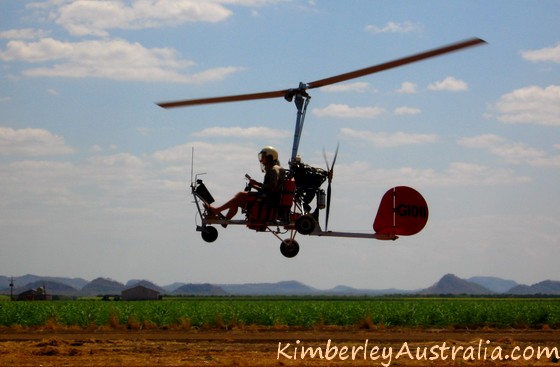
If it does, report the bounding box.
[200,226,218,242]
[280,239,300,258]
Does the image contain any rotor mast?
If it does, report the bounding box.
[286,83,311,165]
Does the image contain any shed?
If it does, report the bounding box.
[121,285,160,301]
[17,287,52,301]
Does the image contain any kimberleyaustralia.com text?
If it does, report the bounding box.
[277,339,559,366]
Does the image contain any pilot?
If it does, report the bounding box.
[206,146,283,220]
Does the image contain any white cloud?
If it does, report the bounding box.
[312,104,384,119]
[492,85,560,126]
[522,43,560,63]
[191,126,291,139]
[340,128,438,147]
[88,153,145,169]
[337,161,528,188]
[396,81,418,94]
[439,162,530,185]
[0,139,268,214]
[28,0,284,37]
[0,127,75,156]
[394,106,421,116]
[151,141,265,198]
[52,0,233,36]
[153,141,254,165]
[320,82,372,93]
[0,160,85,208]
[0,155,154,209]
[91,145,103,153]
[458,134,505,149]
[0,38,69,62]
[427,76,468,92]
[0,28,49,40]
[459,134,560,167]
[0,38,242,83]
[364,21,422,34]
[136,128,155,137]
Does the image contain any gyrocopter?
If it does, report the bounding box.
[157,37,486,258]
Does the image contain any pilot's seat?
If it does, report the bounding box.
[246,174,295,231]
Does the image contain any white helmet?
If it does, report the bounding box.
[258,146,279,171]
[258,146,279,162]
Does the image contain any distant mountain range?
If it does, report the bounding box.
[1,274,559,297]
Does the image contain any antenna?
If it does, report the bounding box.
[9,276,14,301]
[190,146,194,185]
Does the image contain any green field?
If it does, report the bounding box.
[1,298,559,329]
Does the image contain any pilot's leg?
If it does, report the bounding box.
[207,191,255,219]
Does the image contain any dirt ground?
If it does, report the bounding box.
[0,326,558,366]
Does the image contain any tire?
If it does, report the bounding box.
[201,226,218,243]
[295,214,316,235]
[280,239,300,258]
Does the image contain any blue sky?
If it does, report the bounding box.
[1,1,559,290]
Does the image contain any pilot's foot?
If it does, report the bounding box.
[203,204,228,228]
[203,203,219,215]
[216,211,228,228]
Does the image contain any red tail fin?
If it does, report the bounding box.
[373,186,428,237]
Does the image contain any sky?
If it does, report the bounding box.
[1,1,559,291]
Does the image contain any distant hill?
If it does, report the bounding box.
[468,276,518,293]
[19,280,79,297]
[508,280,560,295]
[219,281,318,296]
[173,283,227,296]
[2,274,560,297]
[325,285,413,296]
[125,279,167,294]
[420,274,493,295]
[162,282,187,293]
[81,277,125,296]
[1,274,88,291]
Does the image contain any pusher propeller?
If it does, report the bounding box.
[323,144,339,231]
[157,37,486,109]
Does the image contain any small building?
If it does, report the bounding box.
[17,287,52,301]
[121,285,160,301]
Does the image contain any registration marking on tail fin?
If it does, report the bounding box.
[373,186,428,237]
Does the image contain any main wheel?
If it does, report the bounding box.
[280,239,300,258]
[201,226,218,242]
[295,214,316,235]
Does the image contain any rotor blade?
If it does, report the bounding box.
[306,37,486,89]
[157,89,289,109]
[157,37,486,109]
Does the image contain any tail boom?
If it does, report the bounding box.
[308,230,398,240]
